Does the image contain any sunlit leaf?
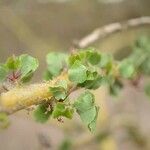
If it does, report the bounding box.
[0,113,10,129]
[6,56,20,70]
[46,52,68,77]
[145,83,150,99]
[74,91,99,132]
[49,86,67,100]
[0,64,8,82]
[19,54,39,82]
[52,103,74,119]
[86,49,101,65]
[34,104,52,123]
[68,60,87,83]
[119,61,135,78]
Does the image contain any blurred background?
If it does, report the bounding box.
[0,0,150,150]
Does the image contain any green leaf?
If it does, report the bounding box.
[46,52,68,77]
[78,106,99,132]
[0,64,8,82]
[68,54,82,67]
[79,75,102,90]
[88,106,99,132]
[119,61,135,78]
[64,108,74,119]
[6,56,20,70]
[99,53,112,68]
[74,91,95,112]
[140,58,150,75]
[136,36,150,50]
[68,60,87,83]
[52,103,65,118]
[0,54,38,83]
[49,86,67,100]
[52,103,74,119]
[109,79,123,96]
[86,50,101,65]
[43,70,53,81]
[34,104,52,123]
[49,80,68,100]
[105,62,113,75]
[86,70,98,80]
[74,91,99,132]
[79,106,97,124]
[78,70,102,90]
[56,80,68,90]
[0,113,10,129]
[21,72,34,83]
[145,83,150,98]
[19,54,39,81]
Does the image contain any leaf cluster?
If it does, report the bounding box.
[1,36,150,132]
[0,54,39,83]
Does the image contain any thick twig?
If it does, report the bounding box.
[77,16,150,48]
[0,73,72,114]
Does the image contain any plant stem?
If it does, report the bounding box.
[0,72,72,114]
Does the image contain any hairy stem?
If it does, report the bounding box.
[0,73,72,114]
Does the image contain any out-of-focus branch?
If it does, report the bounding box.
[77,16,150,48]
[0,73,72,114]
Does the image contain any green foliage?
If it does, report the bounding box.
[35,39,150,131]
[49,87,67,101]
[68,60,87,83]
[56,80,68,89]
[34,104,52,123]
[127,36,150,75]
[0,64,8,82]
[98,53,113,68]
[19,54,39,82]
[68,49,103,90]
[6,56,20,70]
[74,91,99,132]
[109,79,123,96]
[1,36,150,132]
[119,60,135,78]
[68,48,101,66]
[52,103,74,119]
[46,52,68,78]
[49,80,68,100]
[86,49,101,65]
[74,91,95,111]
[0,54,39,83]
[43,70,53,81]
[0,113,10,129]
[79,73,102,90]
[145,83,150,98]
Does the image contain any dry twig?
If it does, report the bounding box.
[77,16,150,48]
